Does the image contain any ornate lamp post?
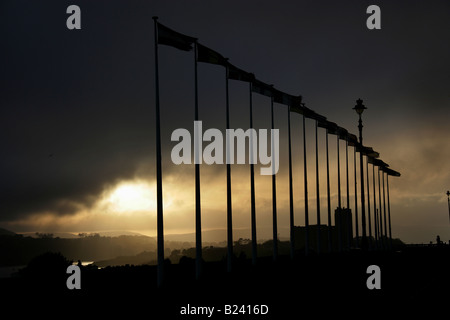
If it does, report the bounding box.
[353,99,368,250]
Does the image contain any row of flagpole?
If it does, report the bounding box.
[152,18,400,286]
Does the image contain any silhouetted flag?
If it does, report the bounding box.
[373,158,389,169]
[337,127,348,141]
[319,120,338,135]
[197,43,228,66]
[290,104,315,118]
[272,89,290,105]
[289,95,303,108]
[384,167,401,177]
[308,110,326,122]
[153,18,197,286]
[361,146,380,158]
[227,63,255,82]
[368,156,375,165]
[252,79,273,97]
[157,22,196,51]
[346,133,358,147]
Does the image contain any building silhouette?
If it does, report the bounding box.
[293,207,354,252]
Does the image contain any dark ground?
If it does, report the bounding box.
[1,246,449,318]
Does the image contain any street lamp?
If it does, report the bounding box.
[353,99,368,250]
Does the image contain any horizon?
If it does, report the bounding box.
[5,225,421,245]
[1,0,449,247]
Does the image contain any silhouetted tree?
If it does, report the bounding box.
[20,252,72,291]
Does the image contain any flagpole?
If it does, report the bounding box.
[225,64,233,272]
[372,163,378,249]
[288,106,295,260]
[366,157,372,250]
[250,82,257,265]
[326,131,332,253]
[345,139,350,250]
[377,167,383,249]
[377,208,381,247]
[337,136,342,209]
[373,210,381,250]
[353,147,359,249]
[382,168,387,250]
[386,173,393,250]
[303,113,309,256]
[337,135,342,252]
[152,16,164,288]
[194,41,202,280]
[315,120,321,254]
[271,96,278,261]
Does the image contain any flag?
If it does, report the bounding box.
[289,95,303,108]
[361,146,380,158]
[288,97,309,114]
[346,133,358,146]
[227,63,255,82]
[290,103,306,115]
[252,79,273,97]
[273,89,291,105]
[197,43,228,66]
[317,118,330,130]
[384,167,401,177]
[318,120,338,134]
[307,110,327,122]
[291,103,326,122]
[373,159,389,168]
[290,104,314,118]
[272,89,303,108]
[337,126,348,140]
[157,22,196,51]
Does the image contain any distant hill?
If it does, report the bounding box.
[96,230,146,237]
[0,228,16,236]
[18,230,147,239]
[0,234,158,267]
[19,232,79,239]
[95,251,157,267]
[164,228,279,244]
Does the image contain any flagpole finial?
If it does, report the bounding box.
[152,16,159,21]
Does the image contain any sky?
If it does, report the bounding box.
[1,0,449,244]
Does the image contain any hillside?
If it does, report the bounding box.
[0,234,157,266]
[0,228,16,236]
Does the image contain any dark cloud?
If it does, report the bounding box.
[0,0,449,243]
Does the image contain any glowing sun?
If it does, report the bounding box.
[104,181,156,214]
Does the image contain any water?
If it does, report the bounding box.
[0,261,95,278]
[71,261,94,266]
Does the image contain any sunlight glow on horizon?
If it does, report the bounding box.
[103,181,157,214]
